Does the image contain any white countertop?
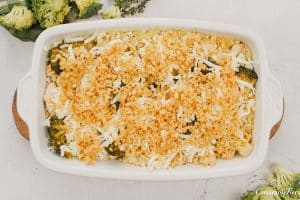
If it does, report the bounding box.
[0,0,299,199]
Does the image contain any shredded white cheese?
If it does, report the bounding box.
[97,125,119,147]
[182,145,206,163]
[84,32,99,44]
[44,83,61,113]
[80,74,90,89]
[163,151,178,169]
[60,141,78,157]
[67,45,75,60]
[55,100,70,119]
[96,32,106,43]
[238,99,255,118]
[64,36,85,43]
[237,79,255,93]
[90,47,104,55]
[203,59,221,77]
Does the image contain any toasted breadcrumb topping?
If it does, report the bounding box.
[44,29,256,169]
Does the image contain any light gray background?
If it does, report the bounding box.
[0,0,299,199]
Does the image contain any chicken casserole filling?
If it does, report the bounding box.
[44,29,257,169]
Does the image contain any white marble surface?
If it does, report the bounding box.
[0,0,299,199]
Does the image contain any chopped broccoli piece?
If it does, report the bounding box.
[31,0,71,28]
[147,82,158,90]
[105,142,125,159]
[100,5,121,19]
[186,116,197,126]
[201,61,214,75]
[0,0,30,15]
[173,78,179,83]
[0,5,36,30]
[47,116,68,156]
[48,47,62,61]
[201,69,211,75]
[236,66,258,87]
[73,0,103,19]
[269,164,294,190]
[120,80,126,87]
[114,0,151,17]
[182,130,191,135]
[171,68,179,76]
[208,57,218,65]
[269,164,300,199]
[240,191,256,200]
[5,23,44,42]
[65,1,80,23]
[48,47,64,75]
[0,5,41,41]
[114,101,121,111]
[50,59,63,75]
[190,66,195,72]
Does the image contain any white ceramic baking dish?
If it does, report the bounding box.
[17,18,283,180]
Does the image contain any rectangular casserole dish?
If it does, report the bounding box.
[17,18,283,180]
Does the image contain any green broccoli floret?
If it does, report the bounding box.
[65,1,80,23]
[241,165,300,200]
[73,0,103,19]
[240,191,256,200]
[269,164,300,199]
[5,23,44,42]
[47,115,71,157]
[114,0,151,17]
[99,5,121,19]
[105,142,125,160]
[31,0,71,28]
[50,59,63,75]
[241,185,282,200]
[48,47,64,75]
[0,0,30,15]
[256,185,282,200]
[0,5,36,30]
[0,5,43,42]
[236,66,258,87]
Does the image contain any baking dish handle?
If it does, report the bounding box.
[17,73,34,125]
[266,74,284,136]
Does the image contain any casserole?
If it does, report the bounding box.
[44,29,257,168]
[17,18,283,180]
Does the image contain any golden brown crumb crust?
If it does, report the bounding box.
[44,29,255,167]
